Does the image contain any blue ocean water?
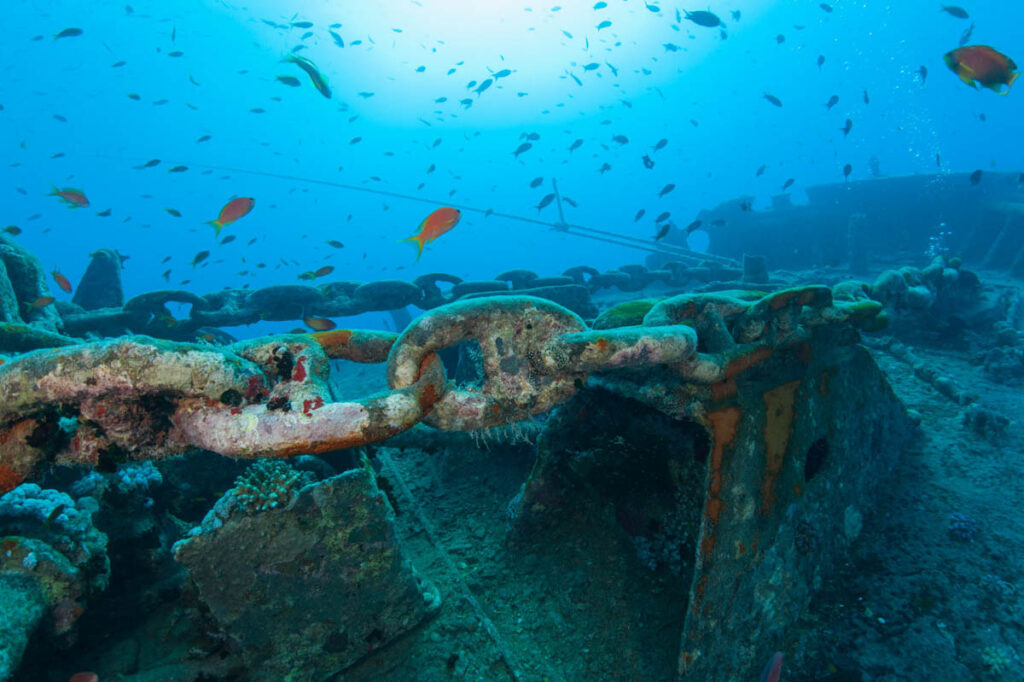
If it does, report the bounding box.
[3,0,1020,338]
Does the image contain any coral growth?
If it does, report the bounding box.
[231,459,306,513]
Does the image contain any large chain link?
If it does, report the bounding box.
[0,287,882,491]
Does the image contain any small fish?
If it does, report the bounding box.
[304,315,336,331]
[166,208,182,217]
[96,209,111,217]
[206,197,255,235]
[756,165,767,176]
[54,28,83,39]
[658,183,675,197]
[329,30,345,47]
[276,75,301,87]
[819,3,832,12]
[936,153,942,168]
[167,50,184,57]
[843,163,852,180]
[655,211,671,222]
[683,10,721,27]
[685,219,702,234]
[27,296,55,309]
[513,142,532,158]
[52,270,72,293]
[138,159,161,169]
[402,207,461,261]
[959,23,974,48]
[283,54,331,98]
[863,89,870,104]
[817,55,825,68]
[764,93,783,107]
[970,169,982,185]
[192,250,210,267]
[492,68,512,79]
[475,78,493,96]
[634,209,646,222]
[291,21,314,28]
[944,45,1019,94]
[918,65,928,84]
[196,135,211,143]
[652,138,668,151]
[168,165,188,173]
[48,186,89,208]
[529,177,544,188]
[776,34,785,44]
[220,235,236,245]
[594,1,607,8]
[612,134,629,145]
[583,62,600,71]
[569,139,583,153]
[598,162,611,174]
[326,240,345,248]
[642,155,655,169]
[111,60,126,68]
[654,223,671,240]
[782,178,795,190]
[596,20,612,30]
[940,5,969,19]
[825,94,839,109]
[536,194,555,212]
[2,226,21,235]
[314,265,335,278]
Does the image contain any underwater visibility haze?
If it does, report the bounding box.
[0,0,1023,680]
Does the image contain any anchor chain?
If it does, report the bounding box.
[0,287,883,492]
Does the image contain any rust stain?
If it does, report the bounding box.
[768,290,797,310]
[761,380,801,516]
[797,340,813,365]
[0,463,23,495]
[724,346,773,380]
[710,377,737,401]
[700,407,741,559]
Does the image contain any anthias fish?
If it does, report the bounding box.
[944,45,1019,94]
[402,207,461,261]
[206,197,255,235]
[49,186,89,208]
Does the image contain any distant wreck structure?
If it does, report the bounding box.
[649,172,1024,274]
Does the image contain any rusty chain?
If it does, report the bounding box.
[0,286,882,492]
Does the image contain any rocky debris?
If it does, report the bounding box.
[173,467,440,681]
[71,249,123,311]
[0,236,61,332]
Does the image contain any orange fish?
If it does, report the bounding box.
[206,197,255,235]
[314,265,334,278]
[52,270,72,293]
[68,673,99,682]
[944,45,1019,94]
[401,207,461,261]
[48,186,89,208]
[304,315,336,331]
[27,296,55,309]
